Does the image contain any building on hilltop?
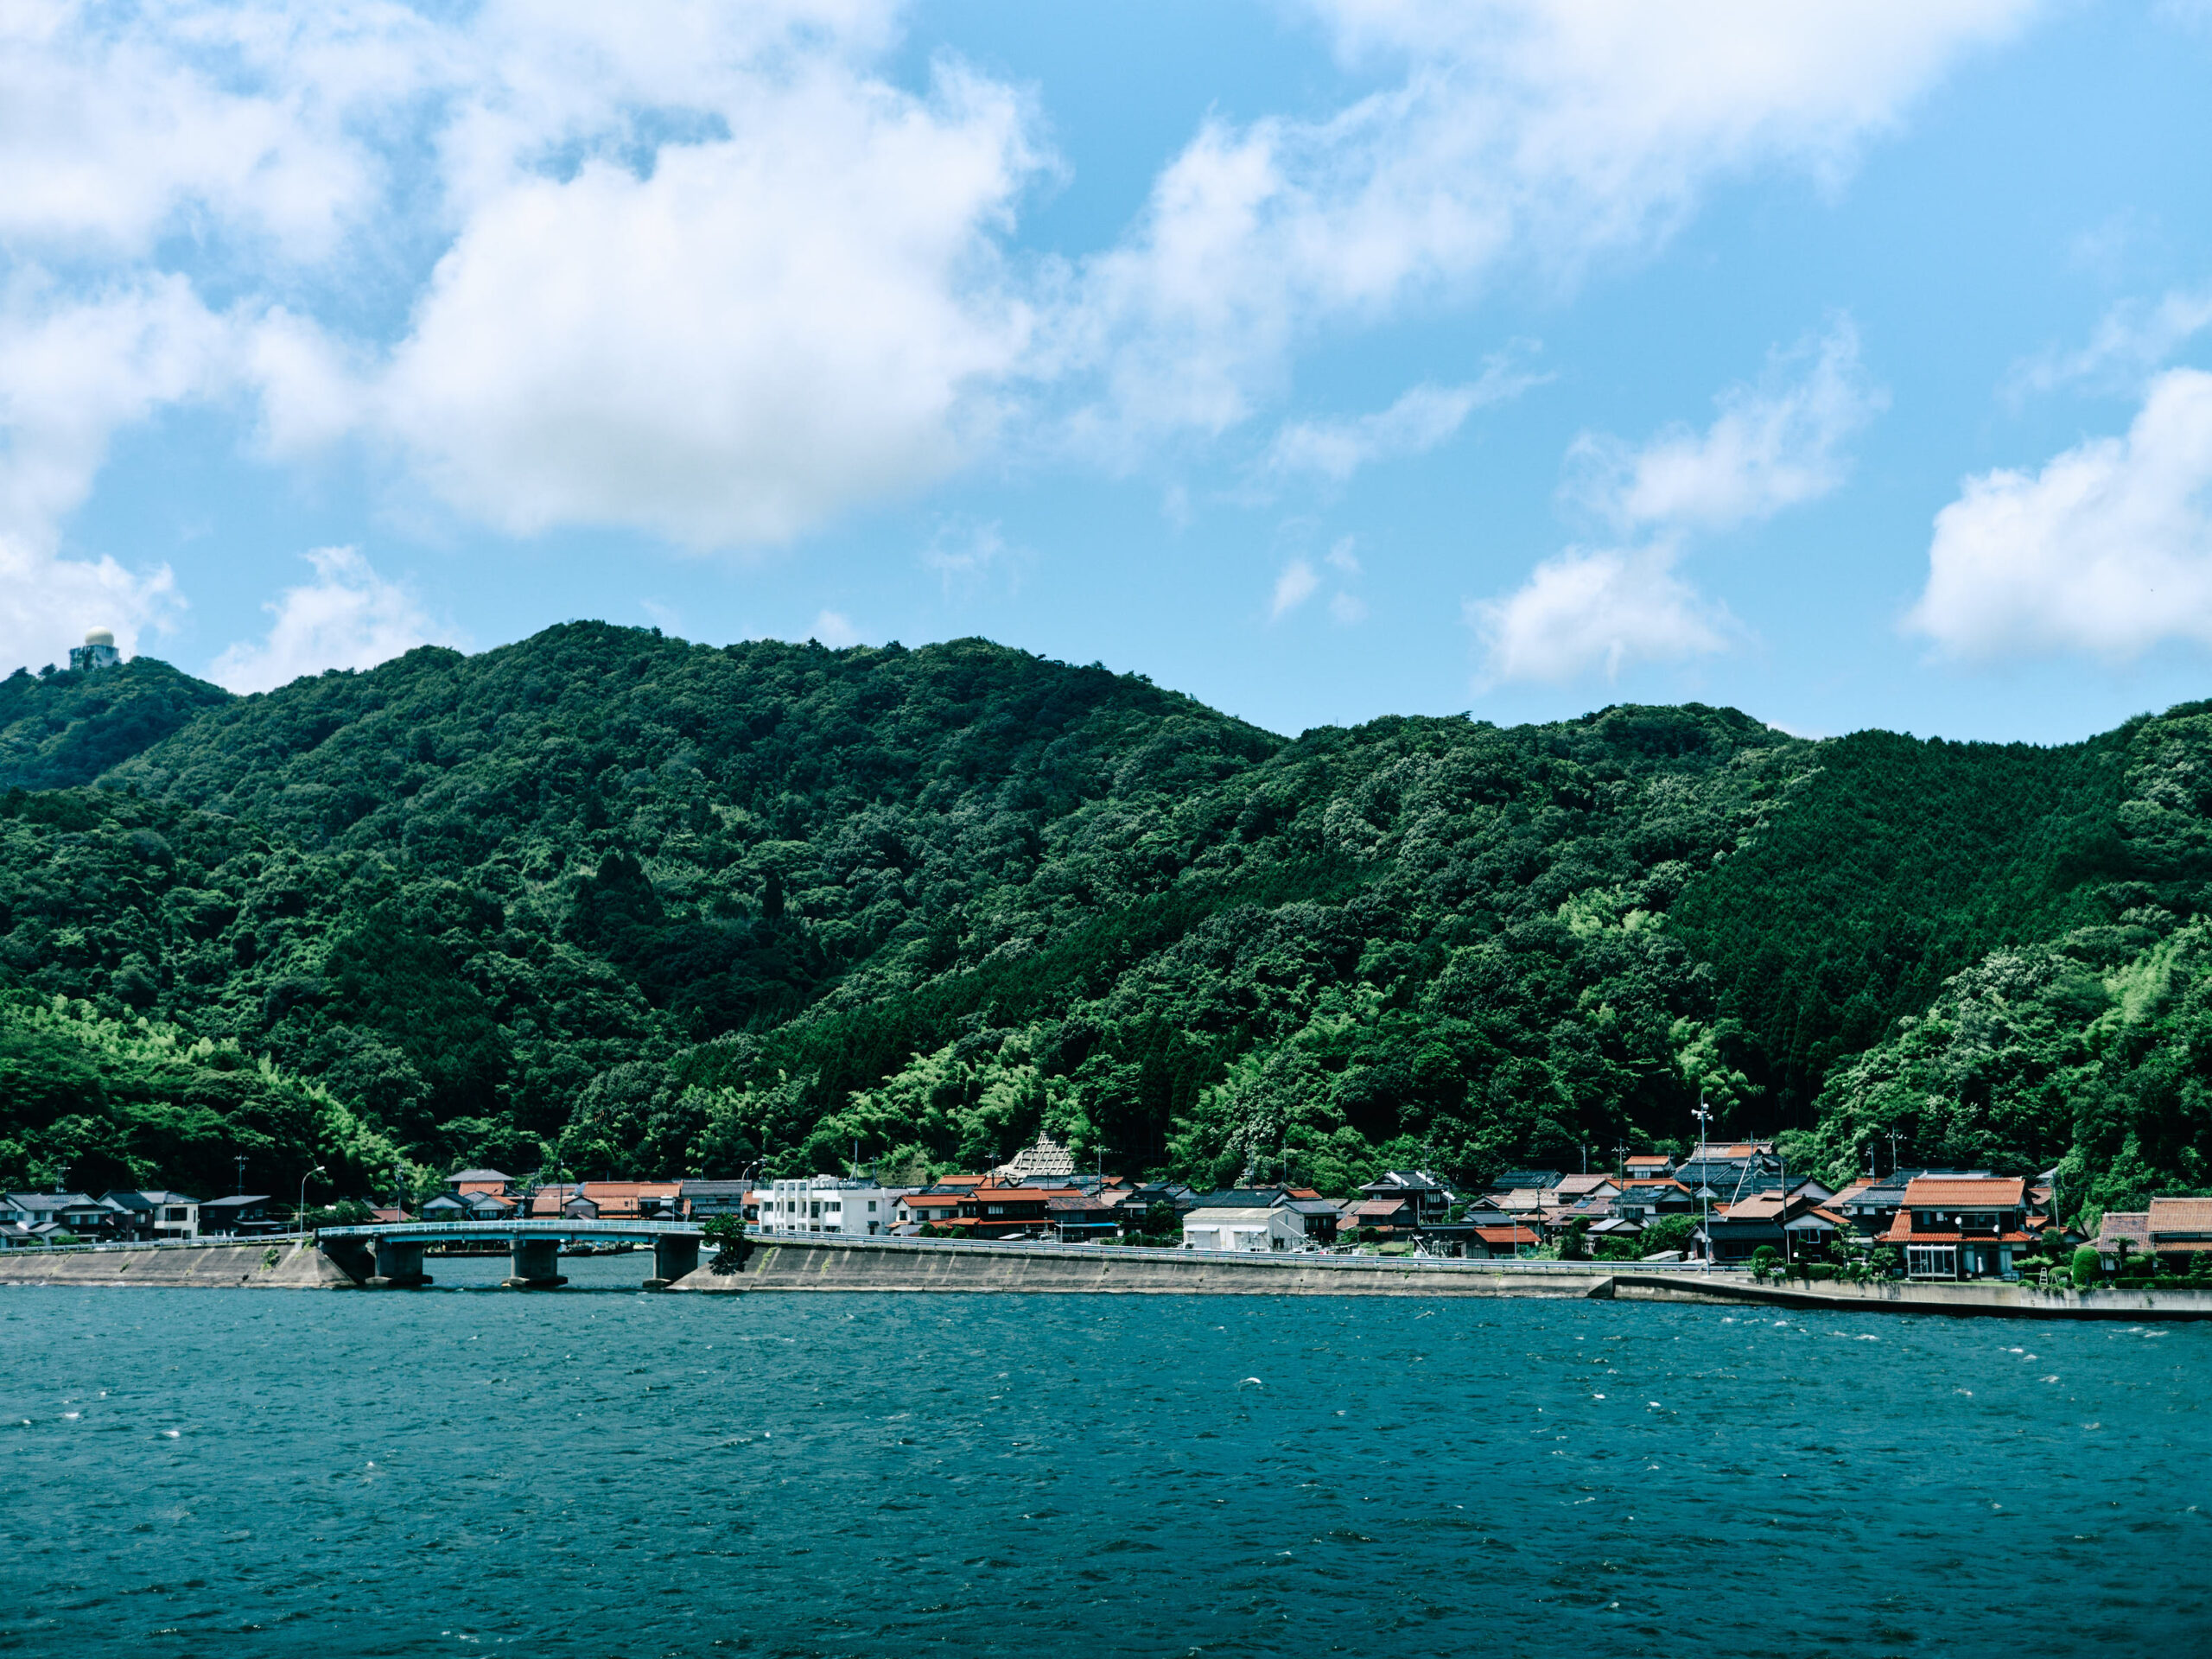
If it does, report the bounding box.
[67,629,121,672]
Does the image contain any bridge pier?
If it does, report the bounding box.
[369,1236,433,1288]
[320,1236,375,1286]
[503,1235,568,1290]
[644,1234,701,1290]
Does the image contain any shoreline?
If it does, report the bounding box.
[6,1235,2210,1319]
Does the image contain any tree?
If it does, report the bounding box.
[703,1213,753,1275]
[2070,1243,2102,1290]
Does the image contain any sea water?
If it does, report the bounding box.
[4,1286,2208,1657]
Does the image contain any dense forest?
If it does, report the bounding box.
[3,624,2208,1224]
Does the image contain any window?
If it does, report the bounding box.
[826,1202,841,1213]
[867,1201,877,1212]
[987,1205,1004,1216]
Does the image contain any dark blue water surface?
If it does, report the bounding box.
[5,1281,2209,1658]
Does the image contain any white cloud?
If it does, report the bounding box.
[378,61,1039,548]
[2007,287,2212,402]
[809,609,862,648]
[1271,558,1321,618]
[1325,536,1361,575]
[1329,591,1368,625]
[0,276,241,543]
[210,547,461,693]
[1567,321,1882,531]
[1265,352,1544,482]
[0,536,178,677]
[1468,321,1874,687]
[1067,1,2031,442]
[1906,368,2212,661]
[1469,541,1730,685]
[0,0,2034,557]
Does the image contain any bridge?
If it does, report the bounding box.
[316,1218,713,1289]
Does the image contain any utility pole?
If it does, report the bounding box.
[235,1154,247,1196]
[1694,1101,1713,1273]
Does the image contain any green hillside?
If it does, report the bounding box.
[1,622,2206,1223]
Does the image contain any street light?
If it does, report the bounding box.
[297,1165,326,1235]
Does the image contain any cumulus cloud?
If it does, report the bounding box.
[0,0,2031,559]
[1066,0,2030,442]
[1567,321,1882,531]
[210,547,462,693]
[1906,368,2212,660]
[1468,542,1731,684]
[1472,321,1878,686]
[379,62,1039,547]
[0,276,240,542]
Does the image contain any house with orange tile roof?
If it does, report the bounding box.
[530,1180,683,1221]
[1884,1175,2033,1279]
[2145,1196,2212,1268]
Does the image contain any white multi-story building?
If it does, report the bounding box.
[754,1176,896,1237]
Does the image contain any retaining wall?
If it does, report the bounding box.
[1612,1270,2212,1321]
[673,1239,1626,1297]
[0,1240,353,1290]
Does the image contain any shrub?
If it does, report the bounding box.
[2070,1244,2102,1290]
[1747,1245,1780,1282]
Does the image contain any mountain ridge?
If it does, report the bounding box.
[0,622,2204,1223]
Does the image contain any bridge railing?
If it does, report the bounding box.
[315,1218,704,1242]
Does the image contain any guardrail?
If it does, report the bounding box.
[3,1231,314,1256]
[315,1218,704,1241]
[745,1230,1746,1275]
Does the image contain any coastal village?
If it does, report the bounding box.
[10,1130,2197,1286]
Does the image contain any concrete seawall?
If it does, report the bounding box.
[1611,1269,2212,1321]
[0,1240,353,1290]
[677,1240,1643,1299]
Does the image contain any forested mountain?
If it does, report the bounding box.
[2,621,2207,1224]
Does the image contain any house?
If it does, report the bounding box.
[1358,1172,1456,1226]
[1884,1175,2033,1279]
[198,1194,282,1236]
[679,1179,755,1220]
[756,1176,899,1237]
[2094,1211,2151,1271]
[448,1168,513,1197]
[955,1184,1084,1238]
[1707,1186,1852,1261]
[2145,1197,2212,1268]
[1047,1192,1124,1243]
[1491,1169,1564,1198]
[895,1187,970,1230]
[1613,1180,1694,1221]
[99,1190,200,1240]
[1470,1221,1540,1257]
[1554,1174,1620,1208]
[1344,1196,1419,1236]
[1183,1204,1306,1252]
[1183,1188,1333,1250]
[530,1181,683,1221]
[423,1190,518,1221]
[1623,1154,1673,1179]
[3,1192,115,1236]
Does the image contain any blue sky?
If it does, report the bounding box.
[10,2,2212,744]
